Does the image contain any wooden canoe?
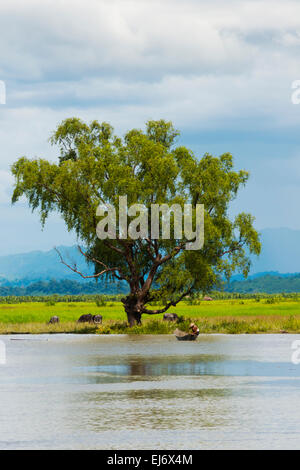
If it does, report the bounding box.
[174,328,198,341]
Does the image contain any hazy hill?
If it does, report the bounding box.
[226,273,300,293]
[1,228,300,282]
[0,227,299,295]
[0,246,92,283]
[0,279,128,296]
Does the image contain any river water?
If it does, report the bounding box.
[0,334,300,449]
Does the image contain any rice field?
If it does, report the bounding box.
[1,297,300,334]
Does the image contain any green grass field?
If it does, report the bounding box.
[1,298,300,334]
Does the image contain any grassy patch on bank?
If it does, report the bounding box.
[1,298,300,334]
[93,315,300,334]
[0,322,100,334]
[1,314,300,335]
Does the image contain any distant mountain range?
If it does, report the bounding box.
[0,227,299,295]
[0,245,93,283]
[0,279,128,296]
[225,273,300,294]
[0,245,128,295]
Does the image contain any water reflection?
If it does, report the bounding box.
[76,356,300,383]
[0,334,300,449]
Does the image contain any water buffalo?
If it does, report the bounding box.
[77,314,94,323]
[163,313,179,322]
[92,314,102,324]
[48,316,59,324]
[77,314,102,324]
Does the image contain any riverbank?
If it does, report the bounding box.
[1,298,300,334]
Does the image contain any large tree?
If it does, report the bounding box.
[11,118,260,325]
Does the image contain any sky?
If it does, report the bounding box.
[0,0,300,255]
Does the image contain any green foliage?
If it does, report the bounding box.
[2,298,300,334]
[95,295,107,307]
[184,293,202,305]
[282,315,297,331]
[99,319,176,335]
[0,293,124,304]
[11,118,261,319]
[265,297,277,304]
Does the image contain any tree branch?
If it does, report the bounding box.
[54,247,122,280]
[221,241,244,257]
[76,245,128,281]
[142,287,194,314]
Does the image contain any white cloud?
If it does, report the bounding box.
[0,0,299,133]
[1,0,300,251]
[0,0,299,81]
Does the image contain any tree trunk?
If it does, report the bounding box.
[122,295,143,327]
[126,310,142,327]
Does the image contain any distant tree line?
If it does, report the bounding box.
[0,279,128,298]
[1,274,300,302]
[0,293,125,304]
[224,274,300,294]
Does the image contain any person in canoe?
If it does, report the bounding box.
[189,322,200,337]
[174,322,200,341]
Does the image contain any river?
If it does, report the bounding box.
[0,334,299,449]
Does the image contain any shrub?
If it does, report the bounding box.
[265,297,276,304]
[95,296,106,307]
